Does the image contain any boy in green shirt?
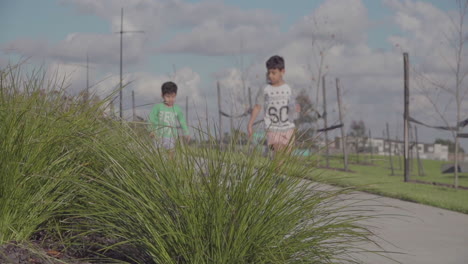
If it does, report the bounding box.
[149,81,190,151]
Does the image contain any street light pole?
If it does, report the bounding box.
[120,7,123,119]
[116,7,144,121]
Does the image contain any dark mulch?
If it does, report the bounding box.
[0,241,89,264]
[0,229,153,264]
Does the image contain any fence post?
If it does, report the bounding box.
[403,52,410,182]
[217,81,223,144]
[387,122,395,175]
[336,78,348,171]
[322,76,330,168]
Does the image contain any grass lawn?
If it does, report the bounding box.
[193,147,468,214]
[301,153,468,214]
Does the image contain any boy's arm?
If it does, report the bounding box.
[176,106,190,139]
[247,104,262,138]
[248,86,265,138]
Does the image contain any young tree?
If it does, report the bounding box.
[294,89,319,147]
[303,17,336,109]
[347,120,367,163]
[413,0,468,188]
[348,120,366,138]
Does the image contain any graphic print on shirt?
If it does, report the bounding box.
[159,110,177,136]
[149,103,189,139]
[257,84,295,131]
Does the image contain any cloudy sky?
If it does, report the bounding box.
[1,0,467,148]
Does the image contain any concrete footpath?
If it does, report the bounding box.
[329,186,468,264]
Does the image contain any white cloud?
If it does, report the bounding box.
[131,67,201,101]
[154,3,282,55]
[59,0,281,56]
[61,0,277,32]
[217,68,251,109]
[395,11,421,32]
[120,67,203,118]
[291,0,369,45]
[3,0,284,73]
[45,62,88,93]
[3,32,145,67]
[157,20,282,55]
[385,0,452,59]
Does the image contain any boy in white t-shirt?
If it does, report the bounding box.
[248,55,300,154]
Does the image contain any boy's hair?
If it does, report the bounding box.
[161,81,178,95]
[266,55,285,70]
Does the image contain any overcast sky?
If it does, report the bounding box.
[1,0,467,148]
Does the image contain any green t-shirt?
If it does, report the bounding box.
[148,103,189,138]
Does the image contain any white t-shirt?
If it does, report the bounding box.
[255,83,296,131]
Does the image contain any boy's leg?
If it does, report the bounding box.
[161,137,176,158]
[161,137,176,149]
[285,129,296,153]
[267,129,295,165]
[268,131,294,185]
[268,130,294,152]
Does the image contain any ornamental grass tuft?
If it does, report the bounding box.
[1,64,386,263]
